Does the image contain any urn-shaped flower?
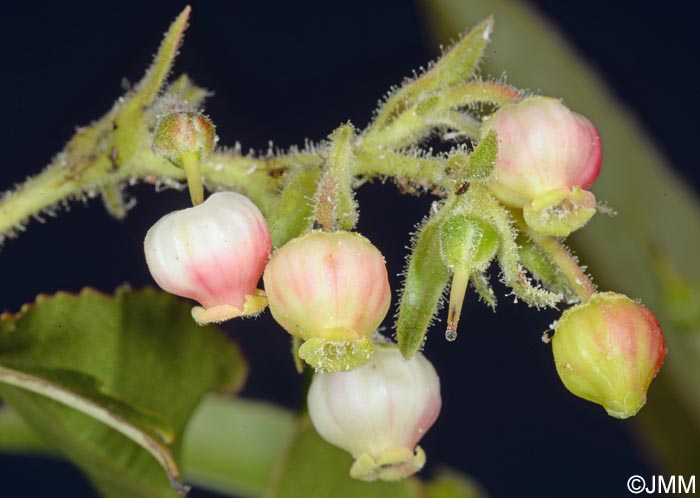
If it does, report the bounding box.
[482,96,602,236]
[263,230,391,372]
[308,343,441,481]
[552,292,666,418]
[144,192,271,324]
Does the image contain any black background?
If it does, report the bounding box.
[0,1,697,497]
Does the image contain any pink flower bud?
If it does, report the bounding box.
[552,292,667,418]
[263,230,391,372]
[482,96,602,236]
[308,343,441,481]
[144,192,271,324]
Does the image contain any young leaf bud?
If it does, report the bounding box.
[263,230,391,372]
[308,343,441,481]
[144,192,271,324]
[439,216,498,340]
[552,292,667,418]
[152,112,217,205]
[482,97,601,236]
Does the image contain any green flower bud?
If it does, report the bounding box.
[439,216,498,340]
[552,292,667,418]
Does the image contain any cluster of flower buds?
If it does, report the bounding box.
[482,96,601,237]
[142,95,663,483]
[552,292,666,418]
[143,186,440,480]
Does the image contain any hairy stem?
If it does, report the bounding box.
[519,219,597,302]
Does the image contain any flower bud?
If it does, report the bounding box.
[308,343,441,481]
[152,112,217,206]
[152,112,216,164]
[144,192,271,324]
[552,292,666,418]
[482,97,601,236]
[263,230,391,372]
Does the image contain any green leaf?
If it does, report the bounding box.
[183,395,296,497]
[0,363,177,477]
[0,288,246,498]
[0,405,51,454]
[264,416,421,498]
[423,0,700,472]
[423,469,486,498]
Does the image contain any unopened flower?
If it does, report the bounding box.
[308,343,441,481]
[263,230,390,372]
[152,112,216,165]
[152,112,217,206]
[552,292,666,418]
[144,192,271,324]
[482,96,601,236]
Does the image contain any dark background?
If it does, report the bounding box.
[0,1,697,497]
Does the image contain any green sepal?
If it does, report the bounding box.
[440,215,498,271]
[268,167,320,248]
[313,124,358,231]
[466,130,497,181]
[395,201,453,357]
[517,235,579,303]
[470,271,497,309]
[297,338,373,373]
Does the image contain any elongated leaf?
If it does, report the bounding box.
[0,363,177,477]
[0,288,246,498]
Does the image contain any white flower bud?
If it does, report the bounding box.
[144,192,271,324]
[308,343,441,481]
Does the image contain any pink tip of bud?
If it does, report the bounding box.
[144,192,271,324]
